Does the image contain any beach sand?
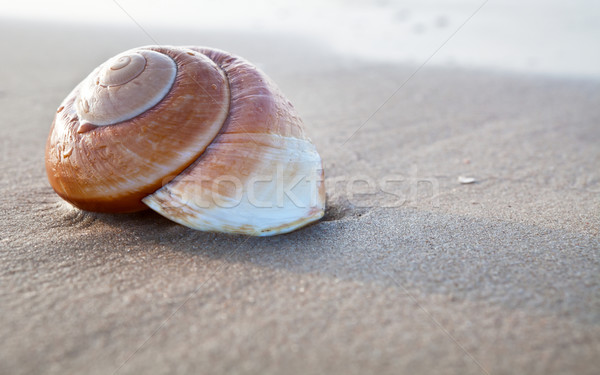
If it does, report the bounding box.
[1,20,599,374]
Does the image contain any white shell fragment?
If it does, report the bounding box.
[458,176,477,184]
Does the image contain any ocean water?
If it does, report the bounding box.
[4,0,600,78]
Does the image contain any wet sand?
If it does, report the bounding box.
[0,20,599,375]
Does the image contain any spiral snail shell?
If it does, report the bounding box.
[46,46,325,236]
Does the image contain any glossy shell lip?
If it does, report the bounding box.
[144,133,327,236]
[46,45,326,236]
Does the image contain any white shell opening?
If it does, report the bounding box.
[76,49,177,126]
[143,134,325,236]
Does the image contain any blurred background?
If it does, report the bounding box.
[3,0,600,79]
[1,3,599,375]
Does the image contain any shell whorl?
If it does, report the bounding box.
[76,50,177,126]
[47,46,230,212]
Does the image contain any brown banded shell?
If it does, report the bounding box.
[45,46,325,236]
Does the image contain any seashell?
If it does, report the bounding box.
[45,46,325,236]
